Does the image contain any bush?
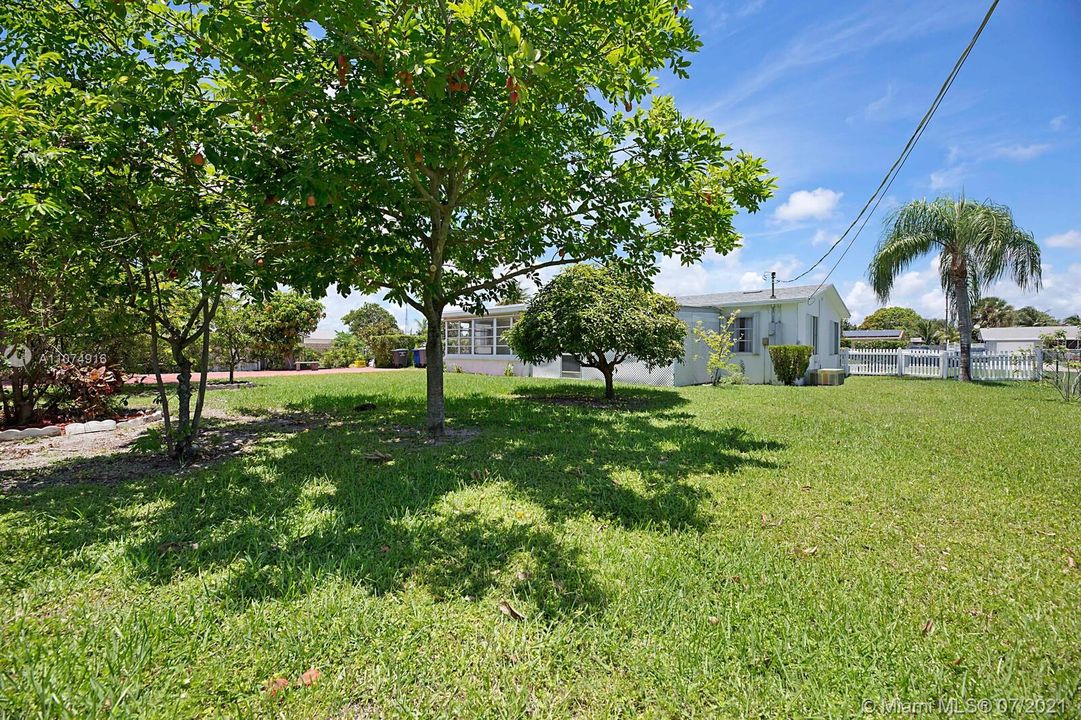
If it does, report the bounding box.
[370,334,419,368]
[48,363,127,421]
[768,345,813,385]
[841,339,907,350]
[323,332,368,369]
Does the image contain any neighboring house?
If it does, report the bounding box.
[302,332,336,352]
[843,329,905,343]
[979,325,1080,353]
[442,284,850,386]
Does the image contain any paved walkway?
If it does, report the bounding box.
[130,366,395,384]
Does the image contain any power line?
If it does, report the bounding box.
[781,0,999,292]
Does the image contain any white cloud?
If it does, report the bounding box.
[1046,230,1081,249]
[774,188,843,222]
[864,83,895,120]
[650,247,805,298]
[993,143,1051,162]
[929,164,969,191]
[811,229,837,247]
[1050,114,1067,131]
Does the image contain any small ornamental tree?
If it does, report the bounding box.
[859,307,923,338]
[211,293,254,384]
[342,303,401,345]
[506,265,685,399]
[245,292,325,369]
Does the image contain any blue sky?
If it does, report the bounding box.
[317,0,1080,334]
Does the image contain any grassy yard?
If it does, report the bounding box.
[1,373,1078,718]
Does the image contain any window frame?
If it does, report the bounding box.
[443,314,519,357]
[734,316,755,354]
[808,315,820,355]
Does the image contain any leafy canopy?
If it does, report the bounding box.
[342,303,400,340]
[192,0,774,314]
[859,307,923,337]
[245,292,325,363]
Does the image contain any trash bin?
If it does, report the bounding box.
[391,348,411,368]
[412,348,427,368]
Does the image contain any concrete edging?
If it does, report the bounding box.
[0,410,163,443]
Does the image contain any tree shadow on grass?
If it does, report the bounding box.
[0,381,785,619]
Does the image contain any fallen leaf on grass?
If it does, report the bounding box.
[707,615,720,625]
[515,571,532,582]
[800,485,812,492]
[798,546,818,556]
[760,513,782,528]
[498,601,526,621]
[298,667,321,687]
[1066,556,1076,570]
[362,451,392,463]
[379,544,391,554]
[921,619,936,635]
[264,677,289,697]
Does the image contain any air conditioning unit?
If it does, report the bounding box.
[813,368,845,386]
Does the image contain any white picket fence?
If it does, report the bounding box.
[842,348,1041,381]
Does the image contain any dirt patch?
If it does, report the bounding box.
[0,410,325,493]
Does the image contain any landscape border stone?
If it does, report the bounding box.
[1,410,163,443]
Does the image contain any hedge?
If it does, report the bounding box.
[768,345,813,385]
[369,334,420,368]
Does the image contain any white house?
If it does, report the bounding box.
[979,325,1080,353]
[442,283,850,386]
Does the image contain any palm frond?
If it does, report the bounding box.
[869,199,947,301]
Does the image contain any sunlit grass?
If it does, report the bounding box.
[1,372,1078,717]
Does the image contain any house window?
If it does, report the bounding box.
[561,354,582,378]
[443,315,519,355]
[831,321,840,355]
[808,315,819,354]
[735,316,754,353]
[495,315,516,355]
[473,318,495,355]
[444,320,471,354]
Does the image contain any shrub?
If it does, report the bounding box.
[48,363,127,421]
[842,339,908,350]
[323,332,367,369]
[370,334,419,368]
[768,345,813,385]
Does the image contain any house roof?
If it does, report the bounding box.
[979,325,1080,342]
[843,329,905,340]
[443,303,528,320]
[444,283,852,320]
[674,284,850,317]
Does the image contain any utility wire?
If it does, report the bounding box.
[781,0,999,292]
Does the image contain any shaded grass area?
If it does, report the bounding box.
[1,372,1079,717]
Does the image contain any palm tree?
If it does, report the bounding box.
[870,196,1041,381]
[973,296,1016,329]
[914,317,944,345]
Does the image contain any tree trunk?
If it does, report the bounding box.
[602,368,615,400]
[954,271,973,382]
[171,343,195,460]
[228,363,235,384]
[424,306,445,435]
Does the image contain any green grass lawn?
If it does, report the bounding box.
[1,373,1079,718]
